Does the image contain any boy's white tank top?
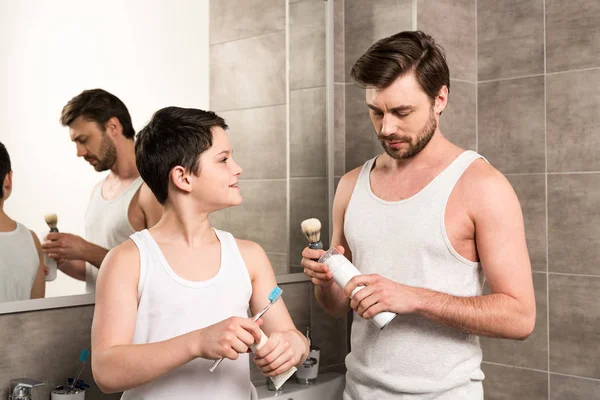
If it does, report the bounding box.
[343,150,487,399]
[121,228,258,400]
[0,222,38,302]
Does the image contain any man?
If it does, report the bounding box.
[42,89,162,292]
[301,31,536,399]
[0,142,46,301]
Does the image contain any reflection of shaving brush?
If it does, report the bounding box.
[43,213,59,282]
[301,218,323,250]
[44,213,59,232]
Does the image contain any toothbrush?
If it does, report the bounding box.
[68,349,90,393]
[209,286,283,372]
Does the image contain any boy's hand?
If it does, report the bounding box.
[197,317,263,360]
[253,331,304,376]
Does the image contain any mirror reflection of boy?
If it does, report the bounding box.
[0,142,46,302]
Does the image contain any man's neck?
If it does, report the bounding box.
[109,140,139,181]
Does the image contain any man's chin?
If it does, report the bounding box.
[383,146,410,160]
[93,164,109,172]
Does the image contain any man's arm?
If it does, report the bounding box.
[138,183,163,228]
[241,240,309,375]
[57,259,87,281]
[42,233,108,268]
[29,231,45,299]
[346,163,536,340]
[301,168,361,318]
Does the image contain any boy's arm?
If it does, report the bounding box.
[29,230,45,299]
[92,240,262,393]
[241,240,309,376]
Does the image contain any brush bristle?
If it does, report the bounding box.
[301,218,321,243]
[268,286,283,303]
[44,213,58,229]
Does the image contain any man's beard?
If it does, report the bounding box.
[377,107,437,160]
[93,133,117,172]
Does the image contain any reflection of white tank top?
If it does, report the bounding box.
[84,176,143,292]
[0,222,38,302]
[343,150,487,399]
[122,228,257,400]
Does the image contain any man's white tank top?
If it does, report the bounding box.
[343,150,487,399]
[0,222,39,302]
[121,228,257,400]
[84,176,143,292]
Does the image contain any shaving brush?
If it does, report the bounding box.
[301,218,323,250]
[44,213,59,232]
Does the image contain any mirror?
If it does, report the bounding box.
[0,0,331,312]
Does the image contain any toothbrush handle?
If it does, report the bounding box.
[209,357,224,372]
[209,298,280,372]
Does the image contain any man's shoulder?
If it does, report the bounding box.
[336,166,363,199]
[458,156,520,217]
[461,157,510,192]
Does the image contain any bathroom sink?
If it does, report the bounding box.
[256,372,345,400]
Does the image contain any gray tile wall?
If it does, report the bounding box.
[210,0,331,275]
[474,1,600,398]
[209,0,289,273]
[0,305,120,400]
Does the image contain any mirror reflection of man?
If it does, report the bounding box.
[41,89,163,292]
[0,142,46,301]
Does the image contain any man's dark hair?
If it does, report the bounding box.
[0,142,11,198]
[60,89,135,139]
[135,106,228,205]
[350,30,450,102]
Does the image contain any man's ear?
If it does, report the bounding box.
[434,85,449,115]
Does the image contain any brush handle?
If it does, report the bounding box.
[309,241,323,250]
[309,241,324,262]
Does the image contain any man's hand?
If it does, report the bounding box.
[301,245,347,286]
[41,232,90,261]
[345,274,419,318]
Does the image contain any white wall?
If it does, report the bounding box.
[0,0,209,297]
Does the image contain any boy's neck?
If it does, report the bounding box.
[0,207,17,232]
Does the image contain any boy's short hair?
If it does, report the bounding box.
[0,142,11,199]
[135,106,228,205]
